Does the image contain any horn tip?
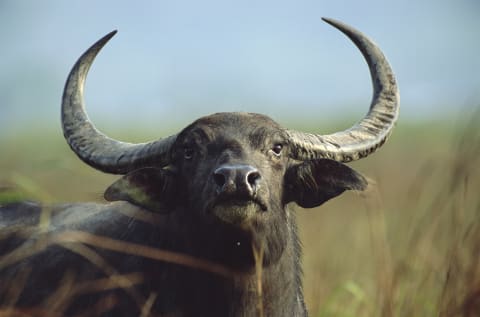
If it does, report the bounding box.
[321,17,344,29]
[92,30,117,51]
[105,30,118,40]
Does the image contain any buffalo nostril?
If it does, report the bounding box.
[246,170,261,188]
[213,171,226,188]
[214,165,260,196]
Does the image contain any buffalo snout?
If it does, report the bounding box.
[213,164,261,199]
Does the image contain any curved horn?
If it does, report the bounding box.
[287,18,399,162]
[62,31,176,174]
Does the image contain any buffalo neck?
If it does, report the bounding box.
[174,206,307,317]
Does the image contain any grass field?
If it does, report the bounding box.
[0,114,479,316]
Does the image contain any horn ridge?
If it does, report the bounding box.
[61,31,176,174]
[287,18,399,162]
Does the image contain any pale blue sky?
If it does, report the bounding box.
[1,0,479,137]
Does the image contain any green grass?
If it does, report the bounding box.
[0,116,479,316]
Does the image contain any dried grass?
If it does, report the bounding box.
[1,112,479,316]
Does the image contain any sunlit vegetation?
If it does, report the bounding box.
[1,114,479,316]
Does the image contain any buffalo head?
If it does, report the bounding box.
[61,18,399,266]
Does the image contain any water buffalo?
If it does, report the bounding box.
[0,18,399,316]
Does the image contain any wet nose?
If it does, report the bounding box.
[213,164,261,197]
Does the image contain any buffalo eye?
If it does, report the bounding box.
[272,144,283,156]
[184,147,195,160]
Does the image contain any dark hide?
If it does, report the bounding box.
[285,158,367,208]
[0,113,367,316]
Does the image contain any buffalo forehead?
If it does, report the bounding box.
[183,112,284,144]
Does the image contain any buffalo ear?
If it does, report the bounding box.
[285,159,367,208]
[104,167,178,213]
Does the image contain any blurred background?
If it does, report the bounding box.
[1,1,479,316]
[1,0,479,135]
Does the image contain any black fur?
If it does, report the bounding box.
[0,113,367,316]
